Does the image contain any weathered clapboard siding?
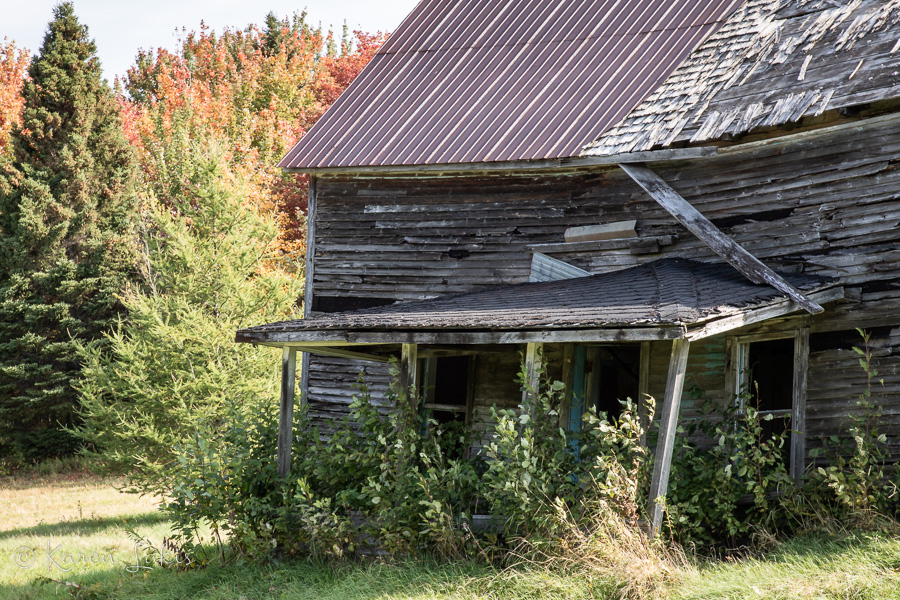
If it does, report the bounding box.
[806,327,900,461]
[470,350,523,449]
[305,354,394,433]
[647,337,729,433]
[304,112,900,450]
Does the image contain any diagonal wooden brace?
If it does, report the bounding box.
[620,163,823,314]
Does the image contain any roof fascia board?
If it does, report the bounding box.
[686,286,844,341]
[282,147,717,176]
[620,162,824,315]
[236,325,685,346]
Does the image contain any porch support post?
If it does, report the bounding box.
[522,342,544,405]
[400,343,419,410]
[648,338,691,536]
[277,346,298,478]
[638,341,652,446]
[791,327,810,484]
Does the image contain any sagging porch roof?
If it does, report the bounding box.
[236,258,842,347]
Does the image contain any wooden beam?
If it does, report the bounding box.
[284,147,717,176]
[236,325,684,346]
[791,327,810,485]
[303,175,317,319]
[522,342,544,406]
[399,343,418,411]
[291,345,393,363]
[649,338,691,537]
[564,220,637,243]
[277,346,297,478]
[620,163,823,315]
[685,287,844,341]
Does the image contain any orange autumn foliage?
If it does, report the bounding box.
[0,39,29,156]
[121,16,387,263]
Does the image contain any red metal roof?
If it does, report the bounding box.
[280,0,744,170]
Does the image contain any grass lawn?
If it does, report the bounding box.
[2,474,900,599]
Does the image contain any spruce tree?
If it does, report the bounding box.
[0,3,135,463]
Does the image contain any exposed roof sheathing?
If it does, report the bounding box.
[279,0,743,169]
[586,0,900,155]
[238,259,832,336]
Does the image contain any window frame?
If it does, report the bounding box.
[726,328,810,483]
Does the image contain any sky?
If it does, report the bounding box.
[3,1,419,82]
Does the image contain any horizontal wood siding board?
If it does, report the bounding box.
[295,113,900,442]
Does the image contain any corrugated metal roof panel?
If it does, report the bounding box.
[279,0,744,169]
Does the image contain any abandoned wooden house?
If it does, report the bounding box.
[237,0,900,532]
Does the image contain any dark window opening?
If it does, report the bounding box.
[570,345,640,430]
[745,338,794,464]
[421,355,472,459]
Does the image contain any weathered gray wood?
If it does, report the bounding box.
[638,341,651,446]
[529,235,676,255]
[564,220,637,243]
[277,346,298,478]
[291,345,393,363]
[238,326,684,346]
[294,111,900,448]
[791,327,810,484]
[287,147,717,176]
[685,287,844,341]
[649,338,691,537]
[298,175,318,408]
[620,163,824,315]
[400,343,418,410]
[522,342,544,406]
[530,252,590,282]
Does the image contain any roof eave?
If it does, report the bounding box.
[281,147,717,176]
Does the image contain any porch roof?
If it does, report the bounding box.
[236,258,842,346]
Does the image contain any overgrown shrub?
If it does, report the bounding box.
[159,361,656,563]
[803,329,895,528]
[664,396,795,547]
[155,330,897,564]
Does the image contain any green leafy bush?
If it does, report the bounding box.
[665,396,794,546]
[129,331,898,562]
[75,144,300,492]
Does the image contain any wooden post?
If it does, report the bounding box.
[638,341,651,446]
[791,327,810,484]
[400,343,418,410]
[522,342,543,405]
[560,344,575,429]
[620,163,823,314]
[648,338,691,536]
[277,346,297,478]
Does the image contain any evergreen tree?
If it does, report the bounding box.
[76,143,299,491]
[0,3,136,463]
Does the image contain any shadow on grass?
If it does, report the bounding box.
[0,512,168,541]
[0,559,458,600]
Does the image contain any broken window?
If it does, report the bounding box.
[731,330,809,482]
[567,344,641,431]
[420,355,474,459]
